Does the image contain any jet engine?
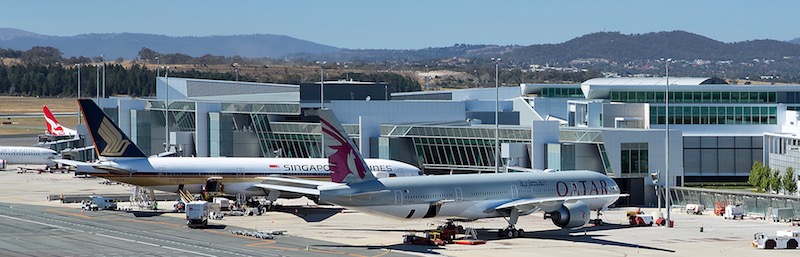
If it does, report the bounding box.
[547,201,590,229]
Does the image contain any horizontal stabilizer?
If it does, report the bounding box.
[348,189,390,197]
[256,176,338,188]
[251,184,320,196]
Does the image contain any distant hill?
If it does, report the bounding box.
[0,28,340,59]
[504,31,800,64]
[790,37,800,44]
[287,44,521,62]
[290,31,800,65]
[3,28,800,69]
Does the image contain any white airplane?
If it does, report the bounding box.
[43,105,78,137]
[257,109,627,238]
[0,146,58,170]
[55,99,421,200]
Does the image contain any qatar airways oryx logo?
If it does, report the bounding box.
[320,117,368,183]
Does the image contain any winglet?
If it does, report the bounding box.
[318,109,375,184]
[78,99,147,158]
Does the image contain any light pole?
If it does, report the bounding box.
[101,54,105,98]
[76,64,81,124]
[233,63,239,81]
[164,66,170,152]
[492,58,501,173]
[317,61,326,156]
[156,56,160,77]
[95,64,100,102]
[664,58,672,228]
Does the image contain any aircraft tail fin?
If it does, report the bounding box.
[318,109,376,184]
[43,105,76,136]
[78,99,147,158]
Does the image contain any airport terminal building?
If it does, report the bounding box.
[63,76,800,206]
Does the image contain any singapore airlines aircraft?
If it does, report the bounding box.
[43,105,78,137]
[0,146,58,170]
[55,99,421,199]
[258,109,627,238]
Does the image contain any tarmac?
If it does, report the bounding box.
[2,167,799,256]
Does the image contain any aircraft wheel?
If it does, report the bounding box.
[497,230,505,238]
[765,240,776,249]
[507,229,516,238]
[517,229,525,238]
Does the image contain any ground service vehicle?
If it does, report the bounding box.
[82,196,117,211]
[723,204,744,220]
[403,231,446,246]
[685,204,705,215]
[186,201,219,228]
[753,230,800,249]
[629,214,654,226]
[770,208,796,222]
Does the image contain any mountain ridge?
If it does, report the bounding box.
[0,28,340,59]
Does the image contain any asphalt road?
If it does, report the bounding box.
[0,203,411,257]
[0,134,40,147]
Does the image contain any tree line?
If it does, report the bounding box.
[748,161,797,195]
[0,46,422,97]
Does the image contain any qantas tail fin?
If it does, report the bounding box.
[318,109,376,184]
[78,99,147,158]
[43,105,77,136]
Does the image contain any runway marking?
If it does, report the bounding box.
[0,213,221,257]
[107,217,182,228]
[309,248,367,257]
[245,240,298,251]
[371,249,393,257]
[0,213,84,232]
[46,208,93,219]
[94,233,217,257]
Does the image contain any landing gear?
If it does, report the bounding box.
[497,225,525,238]
[589,209,604,226]
[498,207,525,238]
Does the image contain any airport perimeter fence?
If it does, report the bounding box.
[668,186,800,218]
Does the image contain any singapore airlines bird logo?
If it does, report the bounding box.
[320,118,367,183]
[98,117,131,156]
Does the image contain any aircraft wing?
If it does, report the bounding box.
[53,159,132,174]
[485,194,629,213]
[251,184,320,196]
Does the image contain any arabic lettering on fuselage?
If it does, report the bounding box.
[556,180,608,197]
[519,179,546,188]
[282,164,393,172]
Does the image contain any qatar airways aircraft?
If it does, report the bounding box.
[257,109,627,238]
[55,99,421,200]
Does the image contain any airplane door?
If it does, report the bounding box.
[511,185,519,199]
[455,187,463,202]
[394,190,403,206]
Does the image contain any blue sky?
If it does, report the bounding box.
[2,0,798,49]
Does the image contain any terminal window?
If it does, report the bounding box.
[621,143,648,174]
